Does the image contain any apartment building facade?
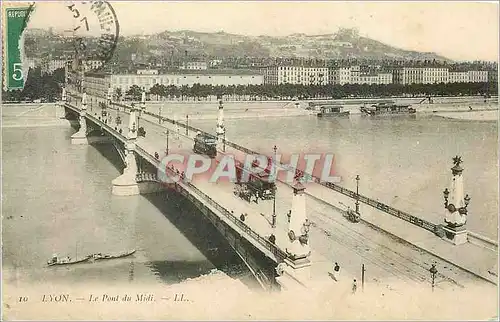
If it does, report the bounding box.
[262,66,329,85]
[467,70,489,83]
[180,61,208,70]
[83,69,263,97]
[394,67,489,84]
[393,67,448,85]
[328,66,392,85]
[449,71,470,83]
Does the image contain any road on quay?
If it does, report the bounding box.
[90,101,497,294]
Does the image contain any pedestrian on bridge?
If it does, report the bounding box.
[352,279,357,294]
[333,262,340,281]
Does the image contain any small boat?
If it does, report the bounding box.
[361,100,416,115]
[91,249,136,261]
[47,254,92,266]
[317,105,350,117]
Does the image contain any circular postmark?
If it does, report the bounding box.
[69,1,120,72]
[23,1,119,73]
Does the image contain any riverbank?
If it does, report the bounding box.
[3,98,498,122]
[134,98,498,120]
[2,118,73,128]
[1,103,74,127]
[433,110,498,121]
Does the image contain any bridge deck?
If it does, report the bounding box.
[65,96,498,290]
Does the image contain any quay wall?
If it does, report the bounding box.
[468,231,499,252]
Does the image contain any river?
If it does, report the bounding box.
[2,103,498,287]
[2,125,250,289]
[190,112,498,239]
[2,103,497,320]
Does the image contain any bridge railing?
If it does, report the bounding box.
[111,100,438,234]
[178,174,288,262]
[136,172,159,182]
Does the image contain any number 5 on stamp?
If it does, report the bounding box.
[2,3,33,90]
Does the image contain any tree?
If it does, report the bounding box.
[114,87,122,101]
[126,85,143,100]
[149,83,165,101]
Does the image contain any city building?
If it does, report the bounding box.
[393,67,449,85]
[329,66,392,85]
[209,59,222,68]
[25,57,40,70]
[82,73,110,97]
[488,69,498,84]
[467,70,488,83]
[357,73,393,85]
[262,66,329,85]
[82,69,264,97]
[137,69,159,75]
[329,66,355,85]
[46,59,67,73]
[180,61,208,70]
[82,60,104,72]
[449,71,470,83]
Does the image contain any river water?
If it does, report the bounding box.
[2,125,249,289]
[2,103,498,291]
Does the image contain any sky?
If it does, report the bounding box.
[25,1,499,62]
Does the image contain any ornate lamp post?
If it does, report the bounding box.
[443,188,449,207]
[166,129,169,155]
[464,194,471,207]
[186,114,189,135]
[429,264,438,291]
[355,174,360,214]
[223,131,226,152]
[271,145,277,228]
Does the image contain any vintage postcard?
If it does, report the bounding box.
[1,1,498,320]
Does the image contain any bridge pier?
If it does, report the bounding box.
[276,182,313,290]
[71,93,89,145]
[112,105,140,196]
[112,141,140,196]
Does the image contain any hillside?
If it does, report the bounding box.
[141,28,450,61]
[24,27,451,63]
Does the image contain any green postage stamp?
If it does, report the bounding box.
[2,2,34,91]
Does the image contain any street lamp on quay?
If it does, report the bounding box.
[165,129,169,155]
[429,264,438,292]
[271,145,277,229]
[355,174,360,214]
[443,188,450,207]
[223,131,226,152]
[186,115,189,135]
